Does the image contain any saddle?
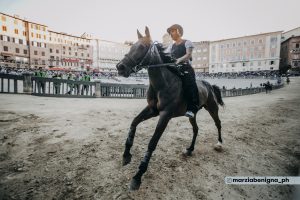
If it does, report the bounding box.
[166,64,184,77]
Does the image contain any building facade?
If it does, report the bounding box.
[209,31,282,73]
[280,36,300,69]
[0,13,31,68]
[0,12,93,70]
[192,41,209,72]
[49,31,92,71]
[92,39,130,72]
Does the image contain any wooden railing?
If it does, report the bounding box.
[31,77,96,98]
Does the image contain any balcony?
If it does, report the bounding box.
[290,48,300,53]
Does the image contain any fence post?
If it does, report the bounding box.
[95,81,101,97]
[23,73,32,94]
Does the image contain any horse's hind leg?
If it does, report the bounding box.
[123,106,158,166]
[207,104,223,151]
[183,116,199,156]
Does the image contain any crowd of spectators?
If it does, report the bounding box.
[0,66,282,81]
[195,70,280,79]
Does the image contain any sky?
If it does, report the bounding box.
[0,0,299,43]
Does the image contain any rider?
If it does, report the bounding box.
[167,24,200,118]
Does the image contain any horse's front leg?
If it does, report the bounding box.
[130,111,171,190]
[123,106,158,166]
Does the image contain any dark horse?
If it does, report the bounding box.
[116,27,224,190]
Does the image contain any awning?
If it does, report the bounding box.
[48,67,70,71]
[1,52,13,56]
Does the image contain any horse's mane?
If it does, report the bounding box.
[155,43,175,63]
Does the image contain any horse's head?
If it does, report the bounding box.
[116,27,153,77]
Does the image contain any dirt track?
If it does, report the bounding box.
[0,78,299,200]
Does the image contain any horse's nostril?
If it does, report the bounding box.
[118,64,125,70]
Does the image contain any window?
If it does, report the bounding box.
[31,32,34,38]
[69,47,71,50]
[270,61,275,65]
[50,48,53,53]
[0,35,2,40]
[81,53,84,57]
[1,15,6,22]
[23,31,27,36]
[44,35,46,40]
[87,54,89,57]
[296,43,299,48]
[42,60,45,65]
[24,49,27,54]
[56,49,59,53]
[16,48,20,53]
[270,37,277,43]
[14,29,19,34]
[2,26,7,32]
[271,52,275,57]
[42,52,45,56]
[242,62,246,66]
[75,52,77,56]
[19,39,23,45]
[3,46,8,51]
[34,51,38,55]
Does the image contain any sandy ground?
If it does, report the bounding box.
[0,78,299,200]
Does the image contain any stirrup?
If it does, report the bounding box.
[185,111,195,118]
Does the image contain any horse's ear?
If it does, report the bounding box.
[145,26,151,38]
[137,29,143,39]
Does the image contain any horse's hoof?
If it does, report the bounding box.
[122,154,132,166]
[182,149,192,157]
[214,142,223,152]
[129,178,141,191]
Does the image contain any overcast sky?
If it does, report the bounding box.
[1,0,299,43]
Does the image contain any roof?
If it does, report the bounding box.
[0,12,48,27]
[49,30,92,40]
[283,27,300,34]
[211,31,283,43]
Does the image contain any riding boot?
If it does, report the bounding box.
[180,64,200,115]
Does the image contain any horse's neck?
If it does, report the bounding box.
[147,61,176,91]
[147,46,178,90]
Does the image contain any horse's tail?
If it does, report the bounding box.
[212,85,224,106]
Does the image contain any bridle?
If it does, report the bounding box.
[119,42,179,74]
[123,42,157,74]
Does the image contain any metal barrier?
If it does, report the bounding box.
[221,84,283,97]
[99,83,148,98]
[0,73,284,99]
